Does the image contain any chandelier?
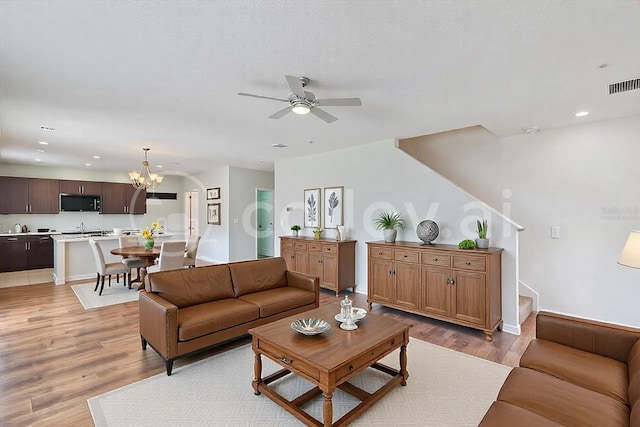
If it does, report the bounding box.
[129,148,163,190]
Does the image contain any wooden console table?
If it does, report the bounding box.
[367,241,502,341]
[280,237,356,296]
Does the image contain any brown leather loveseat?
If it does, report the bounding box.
[480,311,640,426]
[139,257,319,375]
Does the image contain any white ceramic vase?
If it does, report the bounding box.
[475,238,489,249]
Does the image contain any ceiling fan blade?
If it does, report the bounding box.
[284,75,306,98]
[238,93,289,102]
[316,97,362,107]
[310,107,338,123]
[268,106,292,119]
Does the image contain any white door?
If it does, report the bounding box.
[185,190,199,236]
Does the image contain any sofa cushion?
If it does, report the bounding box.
[497,367,629,427]
[479,401,564,427]
[632,400,640,427]
[177,299,259,341]
[228,257,288,297]
[520,338,629,404]
[238,287,316,318]
[147,264,234,308]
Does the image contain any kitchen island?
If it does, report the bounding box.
[51,233,176,284]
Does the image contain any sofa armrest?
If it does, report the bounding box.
[536,311,640,362]
[139,291,179,359]
[286,270,320,307]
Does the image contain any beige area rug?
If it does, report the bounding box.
[88,339,510,426]
[71,281,138,310]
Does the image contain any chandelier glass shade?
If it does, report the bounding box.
[129,148,163,190]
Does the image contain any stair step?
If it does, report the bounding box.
[519,295,533,324]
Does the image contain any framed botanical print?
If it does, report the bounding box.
[304,188,321,229]
[323,186,343,229]
[207,203,221,225]
[207,187,220,200]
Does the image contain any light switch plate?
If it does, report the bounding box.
[551,226,560,239]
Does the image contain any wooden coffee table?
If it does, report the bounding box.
[249,303,410,427]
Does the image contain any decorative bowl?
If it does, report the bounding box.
[416,220,439,245]
[334,307,367,323]
[291,318,331,336]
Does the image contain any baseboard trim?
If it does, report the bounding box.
[501,322,520,336]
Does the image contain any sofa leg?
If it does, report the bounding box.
[166,359,174,376]
[141,336,147,350]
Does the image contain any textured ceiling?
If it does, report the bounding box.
[1,0,639,176]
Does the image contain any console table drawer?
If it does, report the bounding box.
[322,244,338,254]
[294,241,307,250]
[335,331,405,382]
[281,240,294,249]
[394,249,419,263]
[421,252,451,267]
[453,255,486,272]
[259,340,319,380]
[308,242,322,251]
[370,247,393,259]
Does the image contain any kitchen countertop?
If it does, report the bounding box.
[0,231,62,237]
[50,233,173,242]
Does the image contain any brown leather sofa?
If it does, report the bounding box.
[139,257,319,375]
[480,311,640,426]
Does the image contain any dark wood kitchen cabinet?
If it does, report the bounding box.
[0,176,59,214]
[0,234,53,272]
[101,182,146,214]
[59,179,102,195]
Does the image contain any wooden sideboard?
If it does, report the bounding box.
[367,241,503,341]
[280,237,356,296]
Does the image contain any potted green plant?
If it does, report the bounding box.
[373,212,405,243]
[291,225,301,237]
[475,219,489,249]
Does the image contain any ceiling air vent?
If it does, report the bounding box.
[609,78,640,95]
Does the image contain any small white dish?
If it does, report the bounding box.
[291,318,331,336]
[334,307,367,323]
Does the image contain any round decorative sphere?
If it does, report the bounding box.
[416,220,439,245]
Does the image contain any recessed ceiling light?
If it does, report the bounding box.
[575,111,589,117]
[38,141,49,145]
[92,155,100,159]
[156,165,163,168]
[85,163,92,167]
[522,127,540,134]
[35,158,42,162]
[36,149,45,153]
[40,126,55,131]
[271,143,288,148]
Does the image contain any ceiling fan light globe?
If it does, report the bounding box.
[292,104,311,115]
[156,176,164,183]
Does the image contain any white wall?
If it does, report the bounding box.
[0,164,185,235]
[275,140,521,333]
[398,115,640,326]
[228,167,274,261]
[188,166,274,263]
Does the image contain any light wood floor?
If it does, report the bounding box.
[0,280,535,426]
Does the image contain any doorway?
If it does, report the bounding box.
[185,190,199,237]
[256,189,274,258]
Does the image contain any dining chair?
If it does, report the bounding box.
[88,239,130,295]
[119,236,146,288]
[147,240,187,273]
[183,235,201,268]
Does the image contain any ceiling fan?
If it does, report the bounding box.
[238,75,362,123]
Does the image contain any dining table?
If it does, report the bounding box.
[110,246,161,290]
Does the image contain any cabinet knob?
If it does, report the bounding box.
[451,279,455,285]
[433,258,438,261]
[465,262,471,265]
[378,252,383,255]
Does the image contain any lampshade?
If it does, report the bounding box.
[618,230,640,269]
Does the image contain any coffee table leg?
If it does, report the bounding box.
[253,352,262,395]
[400,343,408,386]
[323,391,333,427]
